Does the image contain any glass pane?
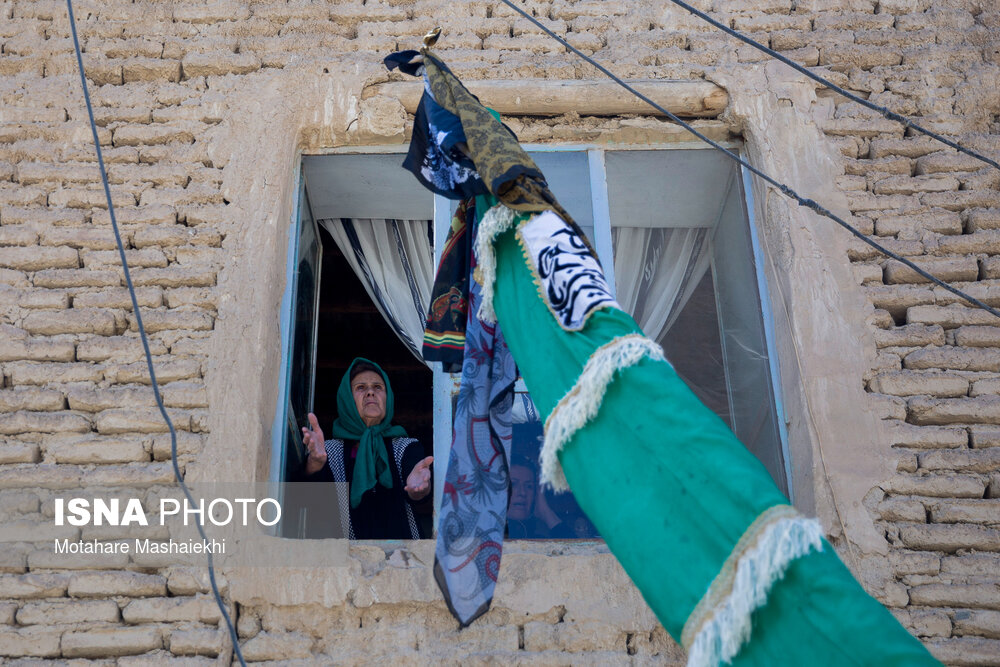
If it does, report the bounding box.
[283,407,305,484]
[712,185,788,494]
[607,154,788,495]
[507,413,600,540]
[282,184,322,486]
[611,226,712,344]
[301,153,434,220]
[606,149,729,229]
[659,272,731,426]
[288,193,321,433]
[527,151,595,245]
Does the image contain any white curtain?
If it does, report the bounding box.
[612,226,713,343]
[320,218,434,365]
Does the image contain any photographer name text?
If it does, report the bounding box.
[54,537,226,554]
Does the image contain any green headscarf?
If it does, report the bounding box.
[329,358,407,508]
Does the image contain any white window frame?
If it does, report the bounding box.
[273,143,794,534]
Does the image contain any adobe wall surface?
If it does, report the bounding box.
[0,0,998,664]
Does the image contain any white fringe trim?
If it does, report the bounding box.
[540,334,665,491]
[473,203,518,324]
[684,516,824,667]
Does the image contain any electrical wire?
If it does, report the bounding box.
[665,0,1000,174]
[496,0,1000,322]
[64,1,246,664]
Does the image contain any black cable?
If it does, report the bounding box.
[665,0,1000,174]
[496,0,1000,321]
[64,2,247,664]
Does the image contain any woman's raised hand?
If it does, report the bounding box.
[302,412,327,475]
[404,456,434,500]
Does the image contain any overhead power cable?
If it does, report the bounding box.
[64,2,247,664]
[496,0,1000,321]
[664,0,1000,175]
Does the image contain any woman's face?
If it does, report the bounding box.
[509,464,535,521]
[352,370,387,427]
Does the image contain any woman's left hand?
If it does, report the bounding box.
[404,456,434,500]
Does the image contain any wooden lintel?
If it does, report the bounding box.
[363,79,729,118]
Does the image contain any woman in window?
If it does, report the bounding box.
[300,358,433,540]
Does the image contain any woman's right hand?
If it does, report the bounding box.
[302,413,327,475]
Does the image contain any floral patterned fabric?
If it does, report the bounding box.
[432,198,517,626]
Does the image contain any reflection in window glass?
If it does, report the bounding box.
[612,226,712,344]
[288,218,321,433]
[282,182,322,486]
[660,272,731,427]
[507,419,599,540]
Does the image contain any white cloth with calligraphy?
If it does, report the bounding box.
[519,210,620,331]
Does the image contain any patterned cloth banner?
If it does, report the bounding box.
[385,50,491,200]
[385,49,595,255]
[432,197,516,625]
[518,210,619,331]
[423,199,472,369]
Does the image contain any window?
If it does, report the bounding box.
[273,144,791,538]
[271,153,435,538]
[602,149,791,498]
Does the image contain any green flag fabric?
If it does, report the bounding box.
[387,45,939,665]
[479,201,938,666]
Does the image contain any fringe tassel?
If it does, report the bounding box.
[473,203,518,324]
[540,334,665,491]
[684,515,824,667]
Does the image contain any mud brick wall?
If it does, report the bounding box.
[0,0,998,664]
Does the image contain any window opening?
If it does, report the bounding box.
[276,144,791,539]
[275,155,434,538]
[310,228,434,538]
[313,227,433,450]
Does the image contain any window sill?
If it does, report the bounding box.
[225,537,644,623]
